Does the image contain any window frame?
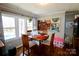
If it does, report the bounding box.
[1,12,37,41]
[27,18,33,31]
[18,18,27,37]
[2,14,16,40]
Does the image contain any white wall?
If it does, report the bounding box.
[38,13,65,39]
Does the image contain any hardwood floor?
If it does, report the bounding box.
[16,44,77,56]
[16,45,39,56]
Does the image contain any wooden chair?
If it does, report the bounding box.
[22,34,37,56]
[41,33,55,55]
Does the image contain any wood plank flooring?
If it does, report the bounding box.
[16,44,77,56]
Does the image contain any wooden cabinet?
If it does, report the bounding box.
[0,40,5,55]
[73,37,79,48]
[73,37,79,55]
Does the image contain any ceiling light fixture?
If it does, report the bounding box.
[40,3,48,5]
[39,1,48,6]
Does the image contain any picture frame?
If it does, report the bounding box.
[51,17,60,32]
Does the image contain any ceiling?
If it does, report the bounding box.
[10,3,79,16]
[0,3,79,17]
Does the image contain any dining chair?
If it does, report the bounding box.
[22,34,37,56]
[41,33,55,55]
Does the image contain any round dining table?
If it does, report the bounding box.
[30,34,48,45]
[29,34,49,55]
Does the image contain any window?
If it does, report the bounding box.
[19,18,26,37]
[2,15,16,40]
[27,19,33,31]
[2,13,34,40]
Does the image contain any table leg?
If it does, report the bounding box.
[38,40,42,56]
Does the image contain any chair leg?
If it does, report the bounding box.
[28,49,30,56]
[23,47,24,56]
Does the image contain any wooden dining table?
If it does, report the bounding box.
[29,34,48,55]
[29,34,48,45]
